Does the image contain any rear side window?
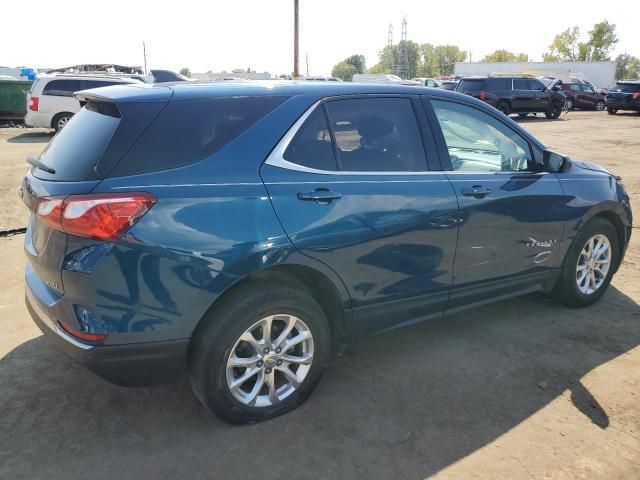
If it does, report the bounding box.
[284,108,337,171]
[457,79,485,93]
[42,79,82,97]
[609,83,640,93]
[324,97,427,172]
[33,103,120,181]
[111,96,287,176]
[513,78,529,90]
[487,78,511,90]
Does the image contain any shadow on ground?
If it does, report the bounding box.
[6,131,54,143]
[1,287,639,480]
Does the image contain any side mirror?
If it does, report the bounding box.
[551,86,560,92]
[543,150,571,173]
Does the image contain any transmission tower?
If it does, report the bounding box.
[386,23,394,72]
[397,16,409,79]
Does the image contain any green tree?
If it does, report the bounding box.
[331,61,357,81]
[615,53,640,80]
[587,20,618,61]
[545,21,618,62]
[416,43,438,77]
[179,67,192,78]
[344,54,366,74]
[434,45,467,76]
[482,50,529,62]
[367,63,390,74]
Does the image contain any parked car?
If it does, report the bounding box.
[25,74,142,131]
[439,80,458,91]
[605,81,640,114]
[352,73,420,85]
[412,77,440,87]
[559,82,606,110]
[304,76,342,82]
[456,75,566,119]
[22,82,632,424]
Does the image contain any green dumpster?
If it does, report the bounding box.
[0,79,32,121]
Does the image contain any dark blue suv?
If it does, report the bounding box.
[22,82,632,423]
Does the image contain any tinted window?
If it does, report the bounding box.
[42,79,82,97]
[457,79,485,93]
[33,103,120,181]
[432,100,533,172]
[609,83,640,93]
[570,84,582,91]
[112,96,287,176]
[283,107,336,171]
[513,78,529,90]
[528,79,545,91]
[324,97,427,172]
[487,78,511,90]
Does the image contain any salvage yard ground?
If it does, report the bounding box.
[1,111,639,479]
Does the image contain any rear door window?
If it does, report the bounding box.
[283,108,337,171]
[513,79,529,90]
[324,97,428,172]
[42,79,82,97]
[111,95,288,176]
[487,78,511,90]
[32,102,121,181]
[528,79,545,91]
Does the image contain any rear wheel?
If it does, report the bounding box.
[553,218,619,308]
[565,98,574,110]
[496,101,510,116]
[188,282,331,424]
[607,107,617,115]
[595,100,605,111]
[52,112,73,132]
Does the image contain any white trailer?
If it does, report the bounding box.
[454,61,617,89]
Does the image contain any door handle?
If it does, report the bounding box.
[461,185,491,198]
[297,189,342,203]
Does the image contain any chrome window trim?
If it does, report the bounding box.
[264,99,548,177]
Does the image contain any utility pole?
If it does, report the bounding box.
[293,0,299,78]
[142,41,148,75]
[305,53,309,77]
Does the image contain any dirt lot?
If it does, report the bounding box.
[1,111,639,480]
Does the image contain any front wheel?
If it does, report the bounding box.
[496,101,511,116]
[565,98,574,110]
[546,103,562,119]
[188,282,331,424]
[553,218,619,308]
[595,100,605,111]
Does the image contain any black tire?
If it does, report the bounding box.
[496,101,511,116]
[552,217,619,308]
[518,113,528,118]
[545,103,562,119]
[188,282,331,424]
[565,98,574,110]
[52,112,73,132]
[607,107,617,115]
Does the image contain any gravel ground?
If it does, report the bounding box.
[0,111,639,480]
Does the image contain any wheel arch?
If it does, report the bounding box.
[592,210,627,272]
[190,262,353,353]
[51,111,74,129]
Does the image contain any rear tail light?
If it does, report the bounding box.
[479,90,486,100]
[29,96,39,111]
[633,92,640,100]
[36,193,156,241]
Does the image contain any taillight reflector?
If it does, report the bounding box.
[633,92,640,100]
[58,321,108,343]
[36,193,156,241]
[29,96,39,111]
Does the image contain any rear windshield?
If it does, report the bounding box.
[609,83,640,93]
[33,103,120,181]
[457,79,485,92]
[110,95,288,177]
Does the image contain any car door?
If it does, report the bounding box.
[425,97,568,308]
[579,84,598,108]
[528,78,551,111]
[261,95,460,335]
[512,78,533,111]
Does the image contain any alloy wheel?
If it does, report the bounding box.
[57,116,70,130]
[576,234,612,295]
[226,314,314,407]
[595,101,605,111]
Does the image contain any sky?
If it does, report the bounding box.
[3,0,639,76]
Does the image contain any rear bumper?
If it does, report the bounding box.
[25,273,189,387]
[606,99,640,111]
[24,110,53,128]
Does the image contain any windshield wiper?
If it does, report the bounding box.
[27,156,56,175]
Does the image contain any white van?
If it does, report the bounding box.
[25,75,141,131]
[352,74,420,86]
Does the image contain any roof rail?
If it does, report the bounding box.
[46,64,144,74]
